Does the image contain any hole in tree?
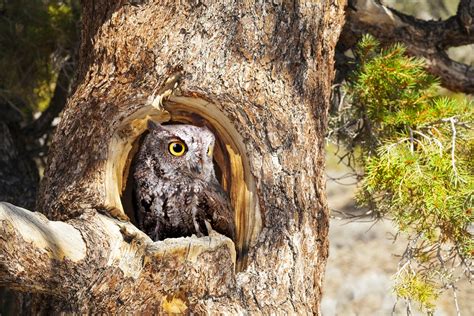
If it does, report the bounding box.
[109,97,262,271]
[121,118,231,228]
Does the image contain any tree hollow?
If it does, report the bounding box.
[104,96,261,269]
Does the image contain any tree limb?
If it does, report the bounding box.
[0,202,236,313]
[341,0,474,93]
[0,202,85,297]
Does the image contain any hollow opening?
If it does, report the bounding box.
[121,120,229,226]
[106,97,261,271]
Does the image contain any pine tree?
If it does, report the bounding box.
[329,35,473,312]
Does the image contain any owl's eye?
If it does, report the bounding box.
[207,145,213,157]
[168,141,187,157]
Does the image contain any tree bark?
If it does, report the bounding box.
[1,0,345,313]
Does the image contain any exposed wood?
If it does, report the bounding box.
[341,0,474,93]
[2,0,346,313]
[0,202,236,313]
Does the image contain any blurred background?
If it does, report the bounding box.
[0,0,80,210]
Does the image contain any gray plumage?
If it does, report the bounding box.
[132,120,236,242]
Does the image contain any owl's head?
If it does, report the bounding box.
[143,120,217,181]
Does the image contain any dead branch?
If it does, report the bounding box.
[340,0,474,93]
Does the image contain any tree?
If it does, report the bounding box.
[329,1,474,312]
[328,35,473,312]
[0,0,80,209]
[0,1,345,313]
[338,0,474,93]
[2,0,473,313]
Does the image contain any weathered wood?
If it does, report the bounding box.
[2,0,346,313]
[0,202,236,313]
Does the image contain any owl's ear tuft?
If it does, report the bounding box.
[147,119,163,131]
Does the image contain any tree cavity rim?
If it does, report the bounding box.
[104,95,262,270]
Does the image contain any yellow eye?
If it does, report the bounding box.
[207,145,214,157]
[168,141,187,157]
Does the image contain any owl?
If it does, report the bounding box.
[132,120,236,243]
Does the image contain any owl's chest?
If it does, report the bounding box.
[155,177,204,206]
[147,179,206,237]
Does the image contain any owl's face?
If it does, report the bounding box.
[143,120,217,181]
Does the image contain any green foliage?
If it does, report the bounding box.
[329,34,473,311]
[350,40,438,128]
[394,273,439,311]
[0,0,79,115]
[361,112,473,255]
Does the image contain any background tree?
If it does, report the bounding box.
[0,0,80,208]
[328,0,473,313]
[328,35,472,313]
[338,0,474,93]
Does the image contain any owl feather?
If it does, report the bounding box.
[132,120,236,242]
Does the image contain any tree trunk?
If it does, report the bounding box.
[1,0,345,313]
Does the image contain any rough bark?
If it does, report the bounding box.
[1,0,345,313]
[340,0,474,93]
[0,202,235,313]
